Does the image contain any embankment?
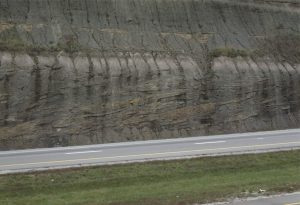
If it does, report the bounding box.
[0,0,300,149]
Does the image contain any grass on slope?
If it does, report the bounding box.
[0,150,300,205]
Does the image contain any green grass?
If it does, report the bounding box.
[0,150,300,205]
[209,47,248,58]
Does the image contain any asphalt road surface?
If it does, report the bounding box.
[226,192,300,205]
[1,129,300,174]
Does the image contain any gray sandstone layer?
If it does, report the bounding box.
[0,0,300,150]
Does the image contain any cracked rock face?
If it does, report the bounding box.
[0,0,300,150]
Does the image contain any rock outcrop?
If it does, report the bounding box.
[0,0,300,150]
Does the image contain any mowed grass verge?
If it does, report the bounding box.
[0,150,300,205]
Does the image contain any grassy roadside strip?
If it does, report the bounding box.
[0,150,300,205]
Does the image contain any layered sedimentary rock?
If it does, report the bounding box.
[0,0,300,150]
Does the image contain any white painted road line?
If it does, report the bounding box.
[65,150,103,155]
[195,140,226,145]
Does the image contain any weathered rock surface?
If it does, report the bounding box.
[0,0,300,150]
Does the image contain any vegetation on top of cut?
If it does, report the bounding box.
[0,150,300,205]
[1,27,299,65]
[209,47,248,58]
[0,30,82,54]
[0,40,81,54]
[255,34,300,64]
[208,34,300,64]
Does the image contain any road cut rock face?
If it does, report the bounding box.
[0,0,300,150]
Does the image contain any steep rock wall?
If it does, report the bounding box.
[0,0,300,149]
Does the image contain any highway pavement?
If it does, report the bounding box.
[1,128,300,174]
[226,192,300,205]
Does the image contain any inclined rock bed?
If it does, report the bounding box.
[0,0,299,150]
